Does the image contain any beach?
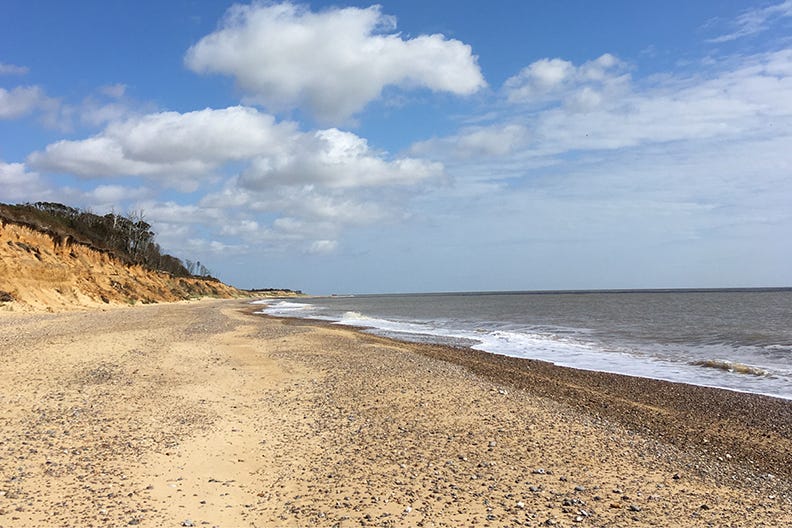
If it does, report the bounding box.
[0,299,789,527]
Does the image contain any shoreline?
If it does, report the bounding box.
[256,308,792,402]
[262,311,792,482]
[253,293,792,403]
[1,299,789,526]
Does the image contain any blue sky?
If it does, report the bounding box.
[2,1,791,293]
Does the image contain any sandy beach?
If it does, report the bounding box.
[0,299,790,527]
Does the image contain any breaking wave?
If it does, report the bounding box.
[691,359,769,377]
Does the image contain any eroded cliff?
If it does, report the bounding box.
[0,220,247,312]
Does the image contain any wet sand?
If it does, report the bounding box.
[0,299,789,527]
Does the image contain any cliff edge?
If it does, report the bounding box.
[0,216,247,312]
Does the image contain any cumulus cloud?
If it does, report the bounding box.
[240,127,442,189]
[503,53,627,108]
[708,0,792,43]
[0,85,54,119]
[29,105,442,191]
[0,161,43,202]
[28,106,298,179]
[185,1,485,123]
[0,84,73,130]
[26,103,444,258]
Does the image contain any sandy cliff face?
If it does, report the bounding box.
[0,221,247,311]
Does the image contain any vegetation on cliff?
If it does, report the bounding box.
[0,202,198,278]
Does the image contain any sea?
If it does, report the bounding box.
[252,289,792,401]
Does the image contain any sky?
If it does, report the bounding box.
[1,1,791,294]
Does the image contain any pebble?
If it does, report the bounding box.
[574,486,585,492]
[182,520,195,527]
[629,505,642,512]
[529,486,541,493]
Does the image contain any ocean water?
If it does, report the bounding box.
[252,289,792,400]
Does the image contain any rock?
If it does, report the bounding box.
[532,469,546,475]
[182,521,195,527]
[488,440,497,448]
[529,486,541,493]
[574,486,585,492]
[516,501,525,509]
[629,505,642,512]
[672,473,681,480]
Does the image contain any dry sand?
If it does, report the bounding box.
[0,299,789,527]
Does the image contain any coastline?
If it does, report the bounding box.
[0,299,789,526]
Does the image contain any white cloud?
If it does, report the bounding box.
[185,1,485,123]
[0,84,72,130]
[504,54,627,107]
[419,49,792,169]
[0,85,53,119]
[28,106,298,180]
[412,124,529,159]
[0,161,42,202]
[0,62,29,75]
[25,101,442,258]
[708,0,792,43]
[78,84,149,127]
[240,127,442,189]
[85,184,149,204]
[29,106,442,192]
